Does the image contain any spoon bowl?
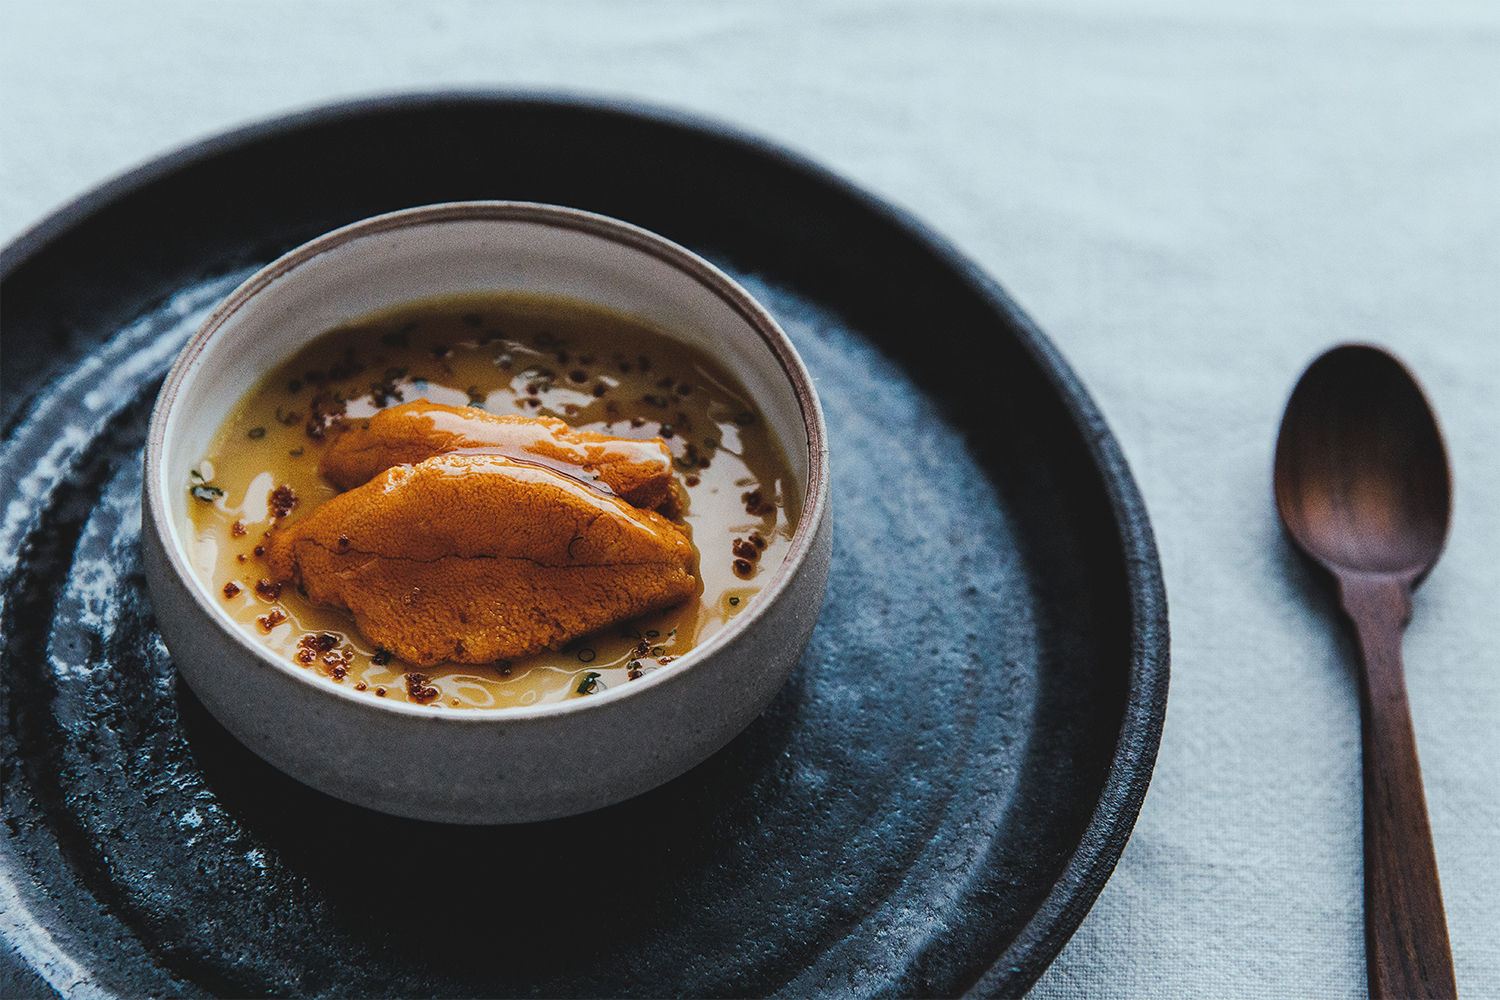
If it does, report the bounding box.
[1275,344,1451,578]
[1273,343,1456,1000]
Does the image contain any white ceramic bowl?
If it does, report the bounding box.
[141,202,831,824]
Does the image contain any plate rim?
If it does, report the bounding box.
[0,89,1169,998]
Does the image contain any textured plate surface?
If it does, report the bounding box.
[0,93,1167,999]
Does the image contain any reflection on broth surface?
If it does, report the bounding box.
[188,292,797,708]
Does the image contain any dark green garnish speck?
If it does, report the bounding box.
[729,597,740,606]
[248,427,265,439]
[191,485,224,502]
[577,671,601,695]
[576,648,596,663]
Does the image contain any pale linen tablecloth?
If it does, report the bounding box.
[3,3,1496,997]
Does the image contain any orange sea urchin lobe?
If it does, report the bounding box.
[267,453,697,666]
[319,401,676,510]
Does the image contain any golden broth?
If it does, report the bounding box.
[187,292,798,709]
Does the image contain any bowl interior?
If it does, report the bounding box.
[153,203,818,691]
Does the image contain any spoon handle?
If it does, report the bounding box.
[1338,573,1457,1000]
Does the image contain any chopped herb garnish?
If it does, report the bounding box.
[576,648,596,663]
[729,597,740,606]
[191,485,224,502]
[577,671,602,695]
[189,468,203,483]
[248,426,266,439]
[643,394,669,408]
[646,630,659,639]
[289,447,303,456]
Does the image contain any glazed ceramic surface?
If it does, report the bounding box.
[141,202,832,824]
[1,95,1166,999]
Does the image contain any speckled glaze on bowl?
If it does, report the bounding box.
[141,201,831,824]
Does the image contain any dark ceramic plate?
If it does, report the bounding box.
[0,93,1167,999]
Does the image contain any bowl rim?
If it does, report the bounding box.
[144,199,830,723]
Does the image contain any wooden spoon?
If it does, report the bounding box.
[1274,343,1456,999]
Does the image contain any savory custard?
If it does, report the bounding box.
[187,292,798,709]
